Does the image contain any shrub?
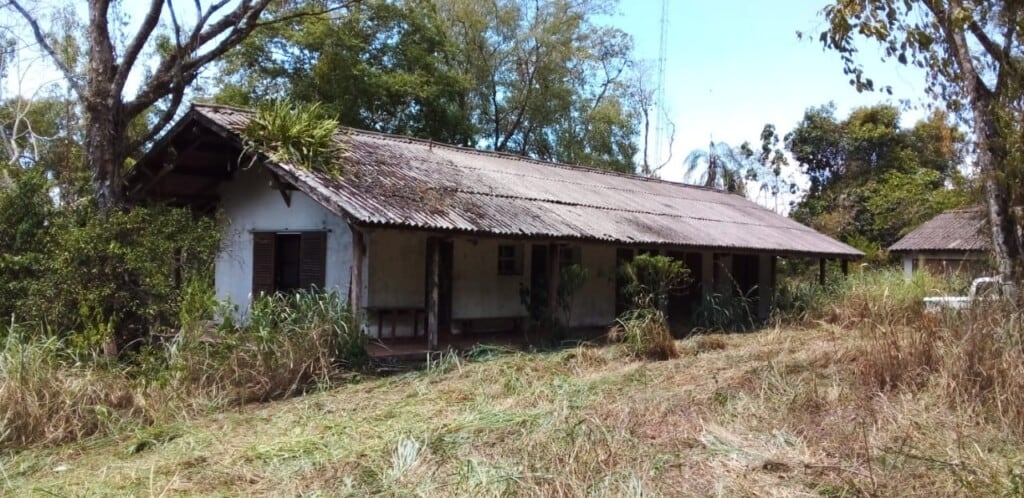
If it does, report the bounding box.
[612,254,687,359]
[15,204,221,355]
[692,289,757,332]
[610,308,679,361]
[620,254,690,311]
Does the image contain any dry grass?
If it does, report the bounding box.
[0,290,363,449]
[5,323,1023,496]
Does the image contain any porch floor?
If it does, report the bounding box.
[365,326,615,361]
[366,332,525,360]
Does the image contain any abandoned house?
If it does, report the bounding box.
[127,104,861,349]
[889,208,991,278]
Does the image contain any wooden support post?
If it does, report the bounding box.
[426,237,440,350]
[349,226,365,313]
[757,254,773,320]
[547,243,561,321]
[701,251,714,298]
[819,258,827,286]
[841,259,849,276]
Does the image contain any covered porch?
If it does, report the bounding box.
[350,228,838,352]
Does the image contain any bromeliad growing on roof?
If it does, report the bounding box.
[241,100,346,179]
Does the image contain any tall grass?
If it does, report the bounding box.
[0,325,148,448]
[785,269,1024,437]
[0,290,365,449]
[773,268,958,326]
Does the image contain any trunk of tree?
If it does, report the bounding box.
[971,97,1019,282]
[85,108,124,212]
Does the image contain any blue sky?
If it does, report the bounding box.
[608,0,932,183]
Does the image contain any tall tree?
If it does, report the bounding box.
[818,0,1024,280]
[4,0,351,211]
[436,0,640,170]
[219,0,643,172]
[218,0,476,144]
[786,103,970,256]
[683,140,754,195]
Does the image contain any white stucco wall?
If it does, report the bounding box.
[366,229,427,309]
[215,166,352,313]
[451,238,531,320]
[564,243,617,327]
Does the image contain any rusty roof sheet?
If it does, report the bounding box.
[184,103,861,258]
[889,208,990,253]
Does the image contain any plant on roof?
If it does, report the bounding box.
[241,100,345,178]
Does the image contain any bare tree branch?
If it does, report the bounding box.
[6,0,83,97]
[112,0,164,95]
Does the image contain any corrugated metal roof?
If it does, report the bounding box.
[185,103,861,258]
[889,208,989,253]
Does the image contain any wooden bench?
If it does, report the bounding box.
[366,307,426,339]
[456,316,525,336]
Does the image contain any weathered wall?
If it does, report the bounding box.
[362,232,621,336]
[450,238,530,320]
[215,166,352,313]
[564,243,617,327]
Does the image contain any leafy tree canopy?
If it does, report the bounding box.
[786,103,972,259]
[216,0,644,173]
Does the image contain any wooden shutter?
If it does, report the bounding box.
[252,232,276,298]
[299,231,327,290]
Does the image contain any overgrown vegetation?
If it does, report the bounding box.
[8,280,1024,495]
[241,100,345,179]
[0,166,221,354]
[0,290,364,449]
[611,254,688,360]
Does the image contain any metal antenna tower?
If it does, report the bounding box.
[654,0,669,167]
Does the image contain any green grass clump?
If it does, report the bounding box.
[242,100,345,178]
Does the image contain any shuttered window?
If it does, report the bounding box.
[251,231,327,298]
[252,232,277,297]
[298,231,327,289]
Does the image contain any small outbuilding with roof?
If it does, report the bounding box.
[889,208,991,278]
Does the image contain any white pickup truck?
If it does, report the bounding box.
[924,277,1006,312]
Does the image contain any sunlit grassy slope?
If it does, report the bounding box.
[4,325,1022,497]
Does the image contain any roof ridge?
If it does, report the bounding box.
[190,101,735,196]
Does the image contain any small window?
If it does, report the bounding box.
[497,244,523,275]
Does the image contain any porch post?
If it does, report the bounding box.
[757,254,773,319]
[547,243,561,320]
[426,237,440,349]
[818,258,827,286]
[701,251,714,298]
[349,226,365,312]
[426,237,440,350]
[841,259,849,276]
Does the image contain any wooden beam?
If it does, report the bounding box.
[841,259,849,276]
[350,226,366,314]
[757,254,773,320]
[701,251,714,299]
[547,243,561,322]
[819,258,827,286]
[426,237,440,350]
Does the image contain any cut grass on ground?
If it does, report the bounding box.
[4,325,1023,496]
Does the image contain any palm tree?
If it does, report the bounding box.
[683,140,754,195]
